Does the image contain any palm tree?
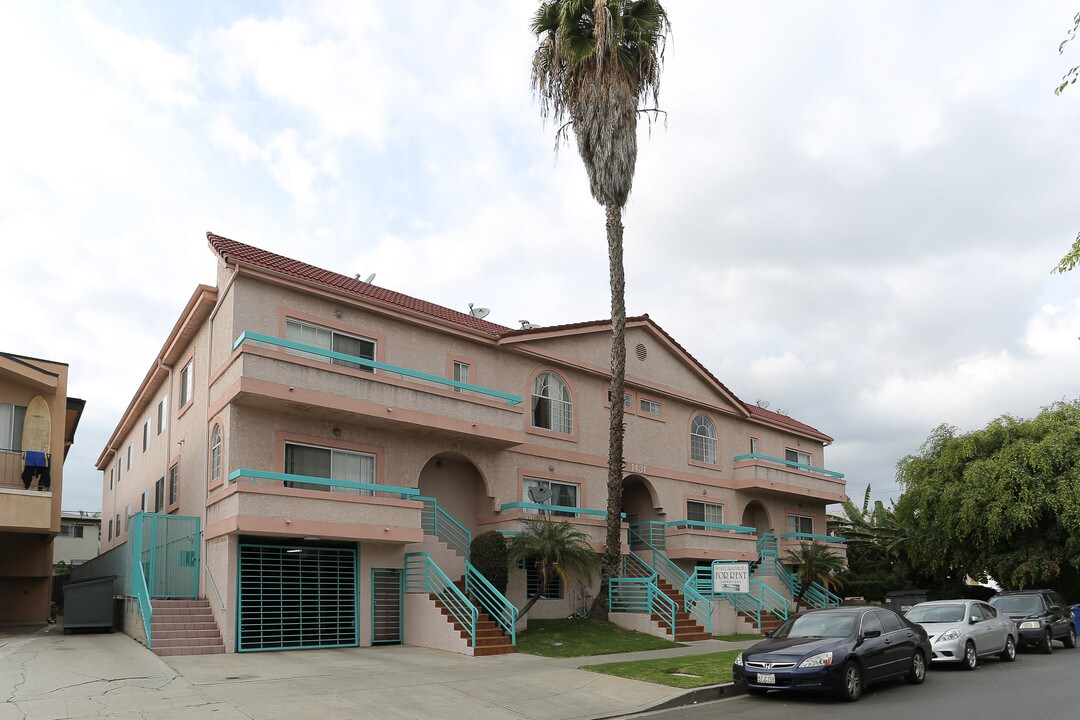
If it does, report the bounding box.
[531,0,671,619]
[784,541,846,611]
[507,516,598,616]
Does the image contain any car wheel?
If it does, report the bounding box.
[962,641,977,670]
[838,661,863,702]
[745,687,768,696]
[1040,629,1053,654]
[1064,625,1077,649]
[906,650,927,684]
[1000,635,1016,662]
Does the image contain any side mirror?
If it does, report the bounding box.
[764,630,774,638]
[1049,605,1062,613]
[863,628,882,639]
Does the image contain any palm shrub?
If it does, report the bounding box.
[784,541,846,610]
[508,516,598,616]
[470,530,510,595]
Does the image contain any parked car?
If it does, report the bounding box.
[904,599,1017,668]
[732,606,931,702]
[989,589,1076,654]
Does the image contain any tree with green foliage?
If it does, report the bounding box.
[531,0,670,619]
[829,486,916,601]
[784,541,846,610]
[894,401,1080,598]
[470,530,510,595]
[1053,12,1080,273]
[507,516,598,616]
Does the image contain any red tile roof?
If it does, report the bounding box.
[207,232,831,441]
[207,232,513,336]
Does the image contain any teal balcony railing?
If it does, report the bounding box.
[733,453,844,479]
[780,532,849,543]
[498,502,619,520]
[228,469,419,500]
[233,331,523,405]
[667,520,757,535]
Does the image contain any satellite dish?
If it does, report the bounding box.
[468,303,491,319]
[528,486,554,503]
[519,320,540,329]
[756,400,770,409]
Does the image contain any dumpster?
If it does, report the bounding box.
[1069,603,1080,629]
[883,590,928,615]
[62,576,117,633]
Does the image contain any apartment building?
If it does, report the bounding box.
[95,232,846,654]
[0,352,85,622]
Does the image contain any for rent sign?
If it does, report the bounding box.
[712,561,750,594]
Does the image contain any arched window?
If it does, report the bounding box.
[690,415,717,464]
[210,425,222,481]
[531,372,572,434]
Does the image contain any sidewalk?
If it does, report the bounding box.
[0,624,756,720]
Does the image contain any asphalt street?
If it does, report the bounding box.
[634,646,1079,720]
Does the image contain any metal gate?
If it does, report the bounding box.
[237,544,358,652]
[131,512,200,598]
[371,568,402,644]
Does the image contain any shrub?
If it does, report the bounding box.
[470,530,509,595]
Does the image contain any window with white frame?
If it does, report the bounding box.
[107,519,113,541]
[154,478,164,513]
[140,492,147,513]
[690,415,717,464]
[157,397,167,435]
[142,420,150,452]
[453,361,470,394]
[285,318,375,372]
[532,372,572,434]
[0,403,26,451]
[787,514,814,535]
[523,477,578,517]
[687,500,723,526]
[59,523,84,538]
[284,442,376,495]
[109,468,114,489]
[180,361,193,406]
[116,460,121,483]
[749,437,758,454]
[640,398,662,416]
[127,444,133,470]
[115,513,120,535]
[168,464,178,505]
[210,425,222,482]
[607,390,631,408]
[785,448,811,467]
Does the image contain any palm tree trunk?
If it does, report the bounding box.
[591,202,627,620]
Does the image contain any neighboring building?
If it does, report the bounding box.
[54,510,102,569]
[0,352,85,623]
[94,232,846,654]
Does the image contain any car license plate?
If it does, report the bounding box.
[756,673,775,685]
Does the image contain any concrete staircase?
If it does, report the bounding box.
[654,578,711,642]
[433,580,515,656]
[149,599,224,656]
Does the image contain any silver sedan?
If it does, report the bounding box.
[905,599,1018,669]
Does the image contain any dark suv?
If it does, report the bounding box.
[989,589,1076,654]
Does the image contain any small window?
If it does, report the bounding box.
[157,398,167,435]
[453,361,470,394]
[531,372,572,434]
[787,514,814,535]
[140,492,147,513]
[607,390,631,408]
[180,361,193,406]
[109,468,114,489]
[168,464,179,505]
[107,519,113,541]
[285,442,376,495]
[785,448,811,467]
[640,398,662,416]
[127,444,133,470]
[0,403,27,451]
[523,477,578,517]
[690,415,717,464]
[154,478,165,513]
[526,561,564,599]
[749,437,758,454]
[285,318,376,372]
[117,460,122,483]
[687,500,723,525]
[142,420,150,452]
[210,425,222,481]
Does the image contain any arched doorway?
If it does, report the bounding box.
[741,500,772,538]
[417,453,489,537]
[621,474,662,548]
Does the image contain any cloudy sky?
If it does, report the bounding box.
[3,1,1079,514]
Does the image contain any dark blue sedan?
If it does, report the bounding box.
[732,606,931,702]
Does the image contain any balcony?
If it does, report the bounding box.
[731,453,846,503]
[480,502,624,554]
[664,520,760,562]
[204,469,424,544]
[223,332,525,446]
[0,449,52,533]
[779,532,849,561]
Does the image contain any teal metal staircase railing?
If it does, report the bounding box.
[405,552,478,645]
[418,496,471,556]
[610,576,677,634]
[756,532,842,609]
[132,560,153,648]
[690,568,789,628]
[626,527,712,634]
[465,561,517,645]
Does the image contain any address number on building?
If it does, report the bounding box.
[626,463,647,473]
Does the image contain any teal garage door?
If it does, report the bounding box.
[238,543,358,651]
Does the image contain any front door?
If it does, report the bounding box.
[371,568,403,644]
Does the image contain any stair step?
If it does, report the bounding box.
[152,644,225,656]
[152,636,224,648]
[152,629,222,639]
[473,644,516,656]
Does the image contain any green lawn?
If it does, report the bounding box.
[515,618,682,658]
[711,633,763,642]
[583,650,743,689]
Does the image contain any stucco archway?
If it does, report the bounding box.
[741,500,772,538]
[416,452,489,535]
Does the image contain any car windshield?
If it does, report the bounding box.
[775,613,857,639]
[991,596,1043,614]
[906,604,965,623]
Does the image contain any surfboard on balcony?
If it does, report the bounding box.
[21,395,51,489]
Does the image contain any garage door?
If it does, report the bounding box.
[238,543,358,651]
